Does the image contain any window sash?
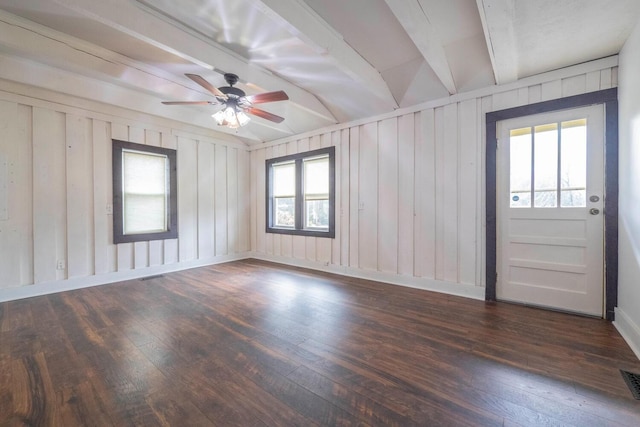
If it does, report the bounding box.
[122,150,169,235]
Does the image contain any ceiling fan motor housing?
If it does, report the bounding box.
[219,73,245,98]
[219,86,245,98]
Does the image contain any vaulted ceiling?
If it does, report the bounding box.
[0,0,638,145]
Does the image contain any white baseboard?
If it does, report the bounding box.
[249,252,486,301]
[1,252,486,304]
[614,307,640,361]
[0,253,249,303]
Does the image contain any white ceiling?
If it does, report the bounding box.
[0,0,638,145]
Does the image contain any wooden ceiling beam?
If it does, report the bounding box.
[384,0,457,95]
[476,0,519,84]
[251,0,398,109]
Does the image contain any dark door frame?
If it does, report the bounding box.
[485,88,618,320]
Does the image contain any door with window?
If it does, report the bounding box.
[497,105,605,316]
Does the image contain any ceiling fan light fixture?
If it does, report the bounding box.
[237,110,251,126]
[211,106,250,129]
[212,110,225,125]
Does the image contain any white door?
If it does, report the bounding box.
[497,105,605,317]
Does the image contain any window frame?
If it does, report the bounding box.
[266,146,335,238]
[112,139,178,244]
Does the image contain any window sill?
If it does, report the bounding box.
[266,227,334,238]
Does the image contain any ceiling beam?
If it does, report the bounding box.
[0,11,291,143]
[250,0,398,109]
[476,0,519,84]
[50,0,336,125]
[384,0,457,95]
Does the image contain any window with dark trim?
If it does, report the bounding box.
[266,146,335,238]
[112,139,178,244]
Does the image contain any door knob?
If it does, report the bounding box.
[590,208,600,215]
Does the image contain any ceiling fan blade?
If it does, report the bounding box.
[245,90,289,105]
[246,107,285,123]
[161,101,217,105]
[185,73,228,100]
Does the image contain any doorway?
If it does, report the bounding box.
[485,88,618,319]
[496,105,604,316]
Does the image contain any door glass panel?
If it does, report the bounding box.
[509,127,532,207]
[560,119,587,207]
[533,123,558,207]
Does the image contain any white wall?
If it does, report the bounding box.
[0,56,623,313]
[250,59,619,300]
[0,81,251,301]
[616,18,640,359]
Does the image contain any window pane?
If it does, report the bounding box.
[534,123,558,207]
[560,119,587,207]
[275,197,295,227]
[510,127,532,208]
[304,156,329,196]
[305,199,329,229]
[124,194,167,234]
[273,162,295,197]
[123,151,167,234]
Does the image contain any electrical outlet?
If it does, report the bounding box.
[106,203,113,215]
[56,260,65,270]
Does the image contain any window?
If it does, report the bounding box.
[509,119,587,208]
[266,147,335,237]
[112,139,178,244]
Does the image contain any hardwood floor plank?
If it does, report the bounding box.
[286,364,418,426]
[0,259,639,426]
[58,381,117,427]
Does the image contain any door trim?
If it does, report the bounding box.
[485,88,618,320]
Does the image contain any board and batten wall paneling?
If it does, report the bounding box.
[0,92,251,293]
[92,119,115,275]
[197,141,215,260]
[215,144,228,256]
[249,64,618,297]
[66,114,94,278]
[0,101,33,287]
[458,99,479,286]
[414,109,436,279]
[397,113,415,277]
[358,122,378,271]
[178,136,199,263]
[227,146,239,254]
[33,108,67,283]
[377,117,398,274]
[237,147,251,253]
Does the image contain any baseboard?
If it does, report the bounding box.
[1,252,486,305]
[614,307,640,361]
[0,253,249,303]
[249,252,485,301]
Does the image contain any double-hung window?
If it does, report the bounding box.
[266,147,335,238]
[112,139,178,244]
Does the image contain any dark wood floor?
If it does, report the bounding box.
[1,259,639,426]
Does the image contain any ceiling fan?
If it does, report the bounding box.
[162,73,289,128]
